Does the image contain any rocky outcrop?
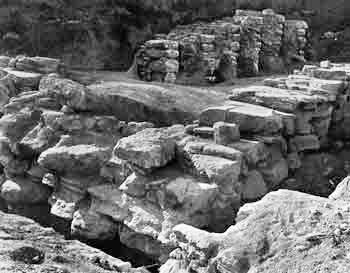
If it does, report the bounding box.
[0,210,147,273]
[160,188,350,273]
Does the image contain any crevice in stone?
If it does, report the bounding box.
[1,203,159,272]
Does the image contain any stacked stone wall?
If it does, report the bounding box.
[233,10,263,76]
[134,8,309,84]
[167,19,241,83]
[282,20,309,67]
[135,40,179,83]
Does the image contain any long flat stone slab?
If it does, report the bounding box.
[200,101,284,134]
[229,85,334,113]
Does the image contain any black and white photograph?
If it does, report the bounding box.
[0,1,349,273]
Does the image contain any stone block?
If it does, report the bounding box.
[213,122,240,145]
[228,139,269,166]
[199,106,233,126]
[289,135,320,152]
[259,158,289,188]
[114,126,185,170]
[312,68,347,81]
[225,102,283,134]
[241,170,267,201]
[193,127,214,138]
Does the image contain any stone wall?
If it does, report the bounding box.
[167,19,241,83]
[136,39,179,83]
[282,20,309,67]
[134,9,308,84]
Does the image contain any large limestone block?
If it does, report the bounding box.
[49,176,106,220]
[120,166,218,214]
[225,102,283,134]
[181,141,243,162]
[199,105,235,126]
[241,170,267,201]
[187,154,241,194]
[100,157,132,185]
[0,110,41,142]
[200,101,283,134]
[71,205,118,240]
[18,124,60,156]
[38,144,111,175]
[259,158,289,188]
[119,172,148,198]
[2,68,42,91]
[309,78,346,94]
[165,175,218,212]
[228,139,269,166]
[201,143,243,162]
[15,56,61,74]
[1,177,51,204]
[230,85,332,112]
[114,126,185,170]
[289,135,320,152]
[274,110,296,135]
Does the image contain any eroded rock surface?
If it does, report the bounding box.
[161,189,350,273]
[0,211,146,273]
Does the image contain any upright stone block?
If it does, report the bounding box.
[214,122,240,145]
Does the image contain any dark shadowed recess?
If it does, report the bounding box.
[0,199,158,272]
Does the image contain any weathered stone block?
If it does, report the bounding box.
[114,126,185,170]
[259,158,289,188]
[289,135,320,152]
[214,122,240,145]
[241,170,267,201]
[228,139,269,166]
